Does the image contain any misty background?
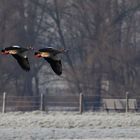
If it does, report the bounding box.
[0,0,140,101]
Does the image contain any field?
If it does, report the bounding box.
[0,111,140,140]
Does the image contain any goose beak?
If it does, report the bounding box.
[1,50,9,54]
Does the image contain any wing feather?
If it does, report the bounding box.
[12,54,30,71]
[44,58,62,75]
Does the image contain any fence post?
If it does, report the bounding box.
[125,92,129,113]
[2,92,6,113]
[40,93,45,111]
[79,93,83,114]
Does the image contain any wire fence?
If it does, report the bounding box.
[0,92,139,113]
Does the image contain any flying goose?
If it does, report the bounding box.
[34,47,66,75]
[1,45,30,71]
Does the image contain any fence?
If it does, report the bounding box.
[0,92,139,113]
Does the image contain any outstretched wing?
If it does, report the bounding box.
[44,58,62,75]
[12,54,30,71]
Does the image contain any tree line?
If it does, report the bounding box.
[0,0,140,99]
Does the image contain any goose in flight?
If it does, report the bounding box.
[1,45,30,71]
[34,47,66,75]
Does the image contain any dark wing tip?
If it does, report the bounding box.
[23,64,30,71]
[55,67,62,75]
[45,58,62,76]
[51,60,62,75]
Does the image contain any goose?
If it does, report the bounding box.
[1,45,30,71]
[34,47,66,75]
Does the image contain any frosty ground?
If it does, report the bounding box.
[0,111,140,140]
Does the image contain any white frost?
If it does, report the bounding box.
[0,111,140,139]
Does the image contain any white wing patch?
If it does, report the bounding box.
[13,45,21,48]
[24,55,27,58]
[47,47,53,49]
